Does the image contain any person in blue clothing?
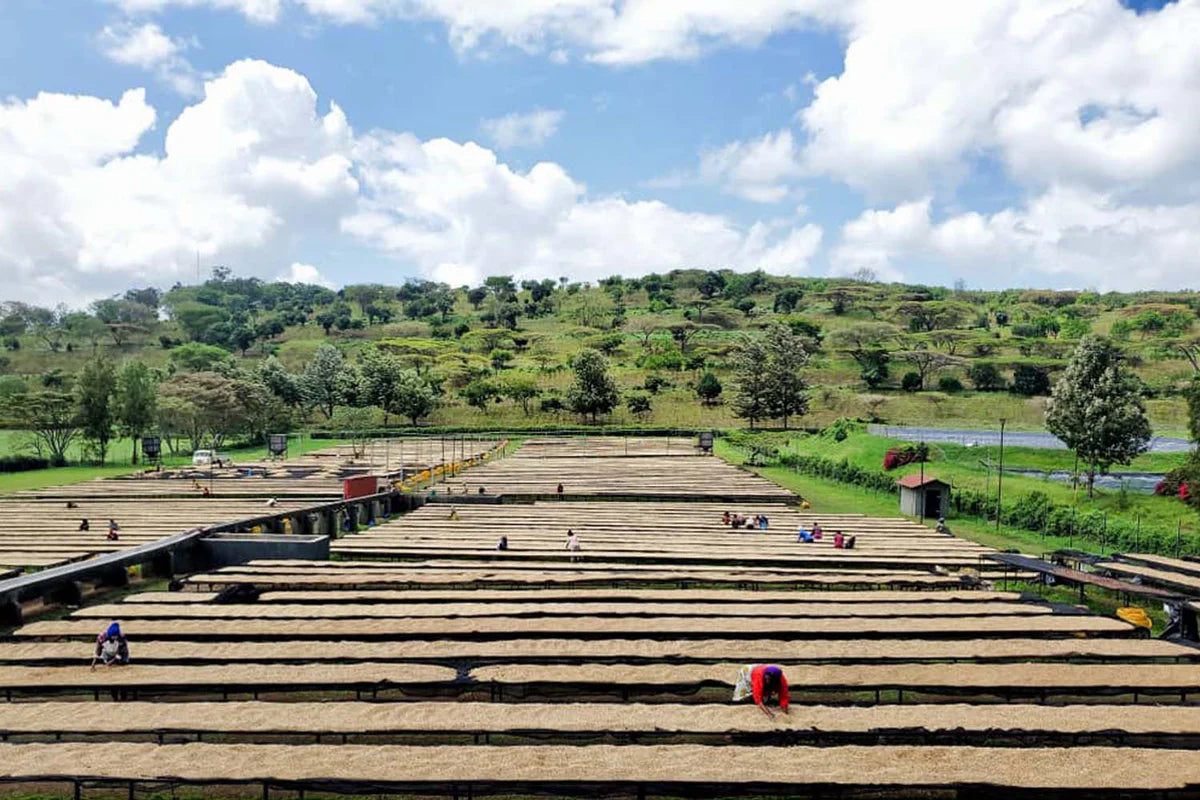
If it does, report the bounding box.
[91,622,129,670]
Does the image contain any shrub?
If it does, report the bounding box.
[823,418,863,442]
[901,371,922,392]
[1011,364,1050,396]
[644,374,672,394]
[937,376,964,393]
[695,371,722,404]
[882,444,927,471]
[0,455,50,473]
[967,362,1005,391]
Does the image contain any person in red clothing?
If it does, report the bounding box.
[732,664,789,718]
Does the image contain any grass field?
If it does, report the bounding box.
[717,436,1198,554]
[0,433,333,495]
[773,430,1197,535]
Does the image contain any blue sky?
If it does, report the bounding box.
[0,0,1194,303]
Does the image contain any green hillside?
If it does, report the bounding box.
[1,270,1198,466]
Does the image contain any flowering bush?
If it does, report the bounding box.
[883,445,927,471]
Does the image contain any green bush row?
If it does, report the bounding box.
[776,451,1194,555]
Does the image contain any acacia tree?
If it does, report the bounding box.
[4,390,78,466]
[763,323,810,429]
[829,323,898,389]
[116,361,157,464]
[731,335,770,429]
[500,375,540,415]
[565,349,619,423]
[897,349,963,390]
[1046,336,1151,497]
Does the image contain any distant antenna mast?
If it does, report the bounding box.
[196,251,200,283]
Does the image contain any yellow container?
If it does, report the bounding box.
[1116,607,1152,629]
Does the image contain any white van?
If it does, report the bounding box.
[192,450,228,468]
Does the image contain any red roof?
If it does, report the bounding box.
[896,475,950,489]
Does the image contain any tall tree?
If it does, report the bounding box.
[359,347,406,424]
[301,344,352,419]
[75,359,117,463]
[565,349,619,423]
[731,335,770,429]
[257,357,303,409]
[395,370,438,425]
[1184,376,1200,447]
[763,323,810,429]
[115,361,157,464]
[1046,336,1151,497]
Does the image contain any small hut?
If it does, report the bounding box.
[897,475,951,519]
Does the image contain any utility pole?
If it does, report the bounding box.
[919,441,926,523]
[996,418,1006,530]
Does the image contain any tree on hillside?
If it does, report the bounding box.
[696,371,722,405]
[566,349,619,423]
[329,407,374,457]
[466,287,488,310]
[3,390,78,466]
[395,370,438,425]
[500,375,540,416]
[61,312,107,353]
[1167,333,1200,372]
[1183,376,1200,446]
[258,357,303,409]
[461,379,499,413]
[667,321,710,356]
[169,342,231,373]
[731,335,770,429]
[1046,336,1151,497]
[158,372,253,449]
[116,361,157,464]
[76,359,117,464]
[763,323,810,429]
[565,290,616,329]
[966,362,1006,391]
[301,344,353,419]
[828,323,897,389]
[897,350,963,391]
[626,392,652,421]
[360,348,406,424]
[626,315,664,349]
[773,287,803,313]
[1011,364,1051,396]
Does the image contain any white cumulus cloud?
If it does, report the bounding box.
[98,22,203,96]
[799,0,1200,200]
[0,60,357,304]
[344,132,822,288]
[279,262,337,288]
[1,59,822,304]
[481,109,565,150]
[831,188,1200,290]
[698,129,803,203]
[110,0,283,24]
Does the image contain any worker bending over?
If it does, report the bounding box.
[733,664,790,718]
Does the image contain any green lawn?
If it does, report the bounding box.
[0,433,333,496]
[773,430,1197,540]
[717,437,1194,557]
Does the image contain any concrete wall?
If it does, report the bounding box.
[200,534,329,568]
